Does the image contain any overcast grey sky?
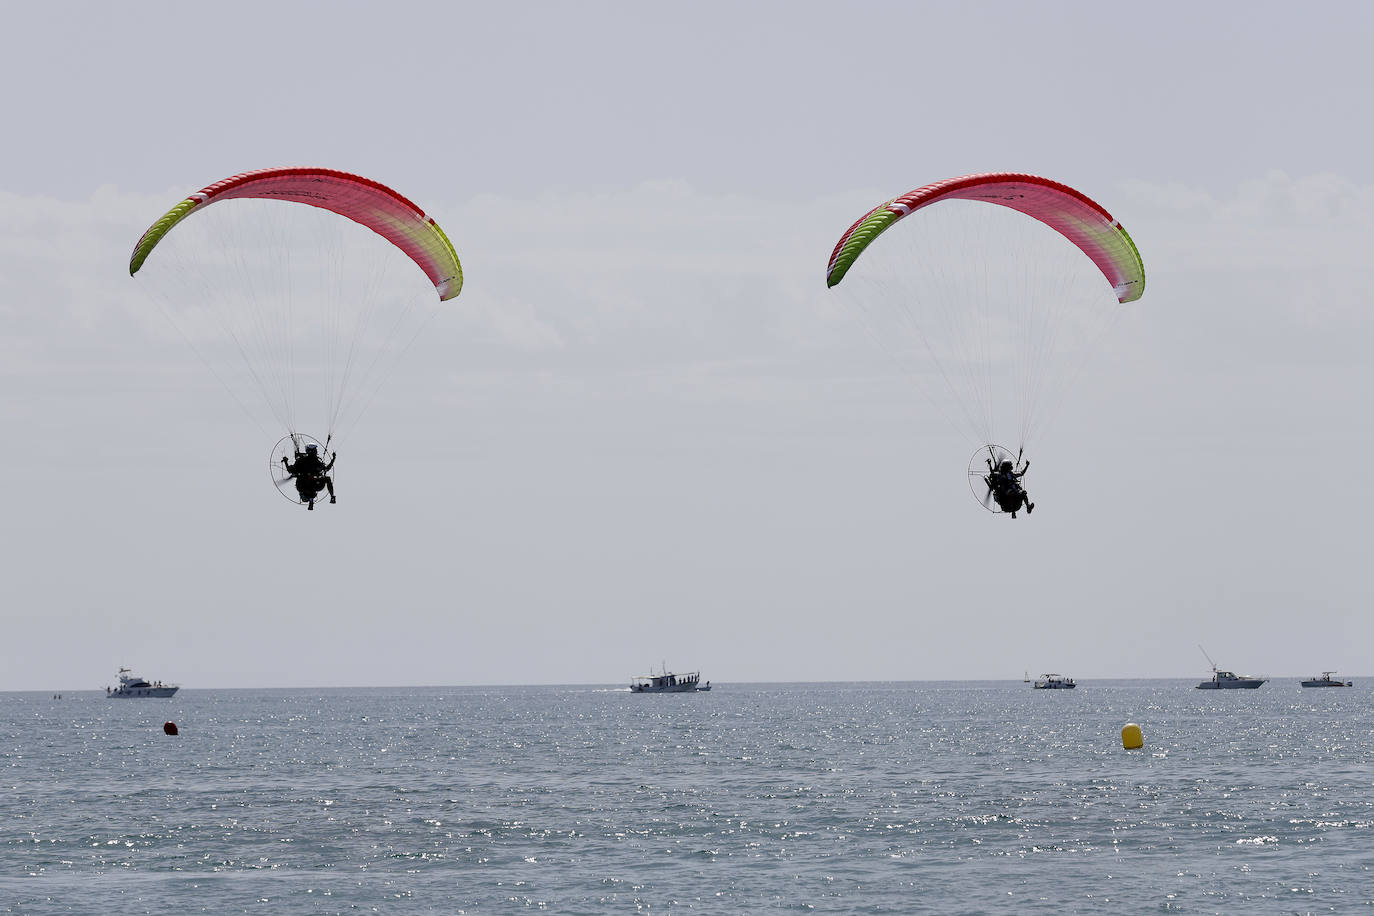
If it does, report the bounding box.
[3,1,1372,690]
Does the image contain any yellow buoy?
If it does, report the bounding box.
[1121,722,1143,750]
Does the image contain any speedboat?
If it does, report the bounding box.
[106,668,179,698]
[1197,667,1265,689]
[1301,672,1351,687]
[630,669,710,692]
[1033,673,1076,689]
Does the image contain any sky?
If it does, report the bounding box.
[3,1,1373,690]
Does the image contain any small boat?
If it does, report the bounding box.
[1301,672,1351,688]
[1033,673,1075,689]
[1196,646,1265,689]
[630,669,710,693]
[106,668,179,698]
[1197,667,1265,689]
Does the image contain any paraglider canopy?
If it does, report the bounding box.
[826,172,1144,302]
[130,167,463,300]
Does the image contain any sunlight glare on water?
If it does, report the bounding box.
[2,681,1371,913]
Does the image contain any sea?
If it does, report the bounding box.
[2,681,1370,914]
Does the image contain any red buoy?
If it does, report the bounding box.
[163,721,178,735]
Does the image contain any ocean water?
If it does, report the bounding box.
[2,681,1371,914]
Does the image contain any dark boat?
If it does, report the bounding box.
[1301,672,1351,688]
[630,669,710,693]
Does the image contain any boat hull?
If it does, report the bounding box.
[1197,680,1265,689]
[1301,680,1350,688]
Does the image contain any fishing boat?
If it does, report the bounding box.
[630,669,710,693]
[1197,668,1266,689]
[1301,672,1351,687]
[1196,646,1264,689]
[1033,673,1076,689]
[106,668,179,698]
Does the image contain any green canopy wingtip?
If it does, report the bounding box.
[129,197,201,277]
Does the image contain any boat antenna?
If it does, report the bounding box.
[1198,645,1217,672]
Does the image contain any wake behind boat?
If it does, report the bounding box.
[631,669,710,693]
[106,668,178,698]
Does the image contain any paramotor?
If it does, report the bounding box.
[129,168,463,508]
